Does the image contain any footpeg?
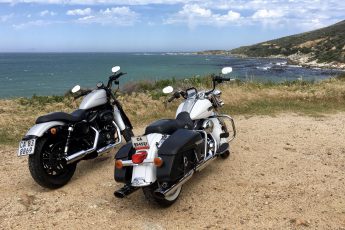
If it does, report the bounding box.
[217,143,229,154]
[220,132,229,138]
[114,185,139,198]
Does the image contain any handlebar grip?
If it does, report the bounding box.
[73,89,91,99]
[167,96,175,103]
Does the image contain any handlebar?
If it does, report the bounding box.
[213,76,230,83]
[73,89,92,99]
[167,91,182,103]
[109,72,127,81]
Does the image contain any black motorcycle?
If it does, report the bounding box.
[18,66,133,188]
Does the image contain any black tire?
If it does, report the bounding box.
[142,182,181,207]
[220,150,230,159]
[28,137,76,189]
[122,127,134,143]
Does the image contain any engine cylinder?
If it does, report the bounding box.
[202,120,214,134]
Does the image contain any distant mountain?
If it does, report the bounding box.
[230,20,345,69]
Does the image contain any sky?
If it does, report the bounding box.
[0,0,344,52]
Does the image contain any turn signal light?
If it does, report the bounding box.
[132,151,148,164]
[50,127,57,135]
[115,160,123,169]
[154,157,163,167]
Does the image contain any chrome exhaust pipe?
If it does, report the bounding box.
[97,143,116,156]
[65,127,99,164]
[196,155,217,172]
[154,155,217,198]
[154,170,194,198]
[114,185,139,198]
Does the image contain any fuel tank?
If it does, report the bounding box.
[79,89,107,110]
[176,99,213,120]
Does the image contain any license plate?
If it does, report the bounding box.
[131,136,149,150]
[18,139,36,156]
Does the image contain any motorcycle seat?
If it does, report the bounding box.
[145,112,193,135]
[35,109,86,124]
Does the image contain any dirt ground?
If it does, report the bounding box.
[1,113,345,229]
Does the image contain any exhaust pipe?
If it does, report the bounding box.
[154,155,217,198]
[65,127,99,164]
[97,143,116,156]
[154,170,194,198]
[114,185,139,198]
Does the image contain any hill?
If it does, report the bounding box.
[231,20,345,69]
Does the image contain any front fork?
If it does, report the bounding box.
[114,106,126,131]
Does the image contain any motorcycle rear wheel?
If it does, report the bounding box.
[28,137,76,189]
[142,182,181,207]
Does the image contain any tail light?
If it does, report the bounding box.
[132,151,148,164]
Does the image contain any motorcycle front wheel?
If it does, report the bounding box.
[142,182,182,207]
[28,137,76,189]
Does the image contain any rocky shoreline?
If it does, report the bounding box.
[284,53,345,70]
[197,51,345,71]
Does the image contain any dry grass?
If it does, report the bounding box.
[1,77,345,146]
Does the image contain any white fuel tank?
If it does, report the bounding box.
[176,99,213,120]
[79,89,107,110]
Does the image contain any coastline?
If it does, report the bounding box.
[196,51,345,71]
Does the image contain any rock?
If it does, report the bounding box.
[296,219,310,227]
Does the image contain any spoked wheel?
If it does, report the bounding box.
[142,182,182,207]
[29,137,76,189]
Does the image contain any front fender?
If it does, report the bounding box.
[25,121,65,138]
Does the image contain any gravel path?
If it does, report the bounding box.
[1,114,345,229]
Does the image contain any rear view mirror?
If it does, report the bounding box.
[221,67,232,75]
[112,66,121,73]
[163,86,174,94]
[71,85,81,93]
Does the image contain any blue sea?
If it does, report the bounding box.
[0,52,342,98]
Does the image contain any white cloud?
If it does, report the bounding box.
[0,0,199,4]
[40,10,57,16]
[76,7,138,26]
[252,9,284,19]
[0,13,14,22]
[12,20,52,29]
[1,0,344,31]
[166,4,241,28]
[66,8,91,16]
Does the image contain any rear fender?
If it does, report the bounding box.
[24,121,65,138]
[131,133,163,187]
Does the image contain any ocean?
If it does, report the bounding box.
[0,52,342,98]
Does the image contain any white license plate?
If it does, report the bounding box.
[18,139,36,156]
[131,136,149,150]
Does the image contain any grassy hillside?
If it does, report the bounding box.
[231,20,345,64]
[1,74,345,146]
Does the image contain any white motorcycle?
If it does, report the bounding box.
[18,66,134,188]
[114,67,236,206]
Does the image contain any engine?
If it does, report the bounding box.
[97,110,117,146]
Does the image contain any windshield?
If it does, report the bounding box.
[181,97,196,113]
[186,88,197,98]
